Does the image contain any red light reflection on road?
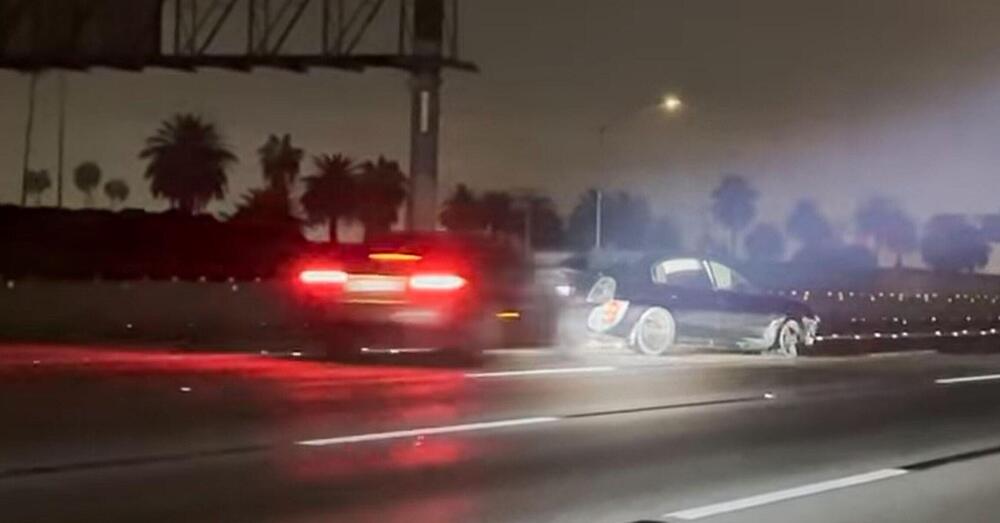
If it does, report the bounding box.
[283,436,474,482]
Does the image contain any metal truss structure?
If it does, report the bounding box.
[0,0,473,72]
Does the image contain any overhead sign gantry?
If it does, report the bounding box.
[0,0,475,229]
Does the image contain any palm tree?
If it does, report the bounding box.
[257,134,303,195]
[24,169,51,206]
[103,179,130,209]
[710,175,758,256]
[300,154,358,242]
[354,156,407,239]
[139,114,236,214]
[73,161,102,206]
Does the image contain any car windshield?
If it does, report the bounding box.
[4,2,1000,522]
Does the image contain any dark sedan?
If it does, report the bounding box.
[583,257,819,356]
[290,232,559,359]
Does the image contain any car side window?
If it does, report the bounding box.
[651,258,713,290]
[708,261,754,293]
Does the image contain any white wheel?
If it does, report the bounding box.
[774,319,803,357]
[630,307,677,356]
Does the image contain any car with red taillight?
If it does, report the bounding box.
[291,233,557,359]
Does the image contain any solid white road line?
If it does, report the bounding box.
[935,373,1000,385]
[295,417,560,447]
[466,366,616,378]
[664,469,909,520]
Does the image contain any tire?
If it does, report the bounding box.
[772,319,803,357]
[629,307,677,356]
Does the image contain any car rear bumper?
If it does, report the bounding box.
[303,300,461,327]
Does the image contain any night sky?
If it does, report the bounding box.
[3,0,1000,238]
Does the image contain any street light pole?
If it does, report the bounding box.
[594,93,683,250]
[56,71,67,208]
[595,187,603,249]
[20,72,39,207]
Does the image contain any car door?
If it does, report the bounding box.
[706,260,780,348]
[647,258,720,345]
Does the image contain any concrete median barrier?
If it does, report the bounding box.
[0,279,309,348]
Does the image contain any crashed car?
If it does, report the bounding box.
[583,256,819,356]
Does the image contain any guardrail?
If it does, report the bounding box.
[763,289,1000,347]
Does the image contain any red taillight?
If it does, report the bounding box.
[299,269,348,285]
[408,273,467,291]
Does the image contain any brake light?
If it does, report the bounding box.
[408,273,467,291]
[369,252,422,262]
[299,269,348,285]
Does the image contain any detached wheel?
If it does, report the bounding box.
[629,307,677,356]
[772,319,803,357]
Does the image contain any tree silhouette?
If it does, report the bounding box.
[23,169,51,206]
[354,156,407,239]
[140,114,236,214]
[566,189,651,250]
[882,210,918,267]
[480,191,518,235]
[257,134,303,195]
[710,175,758,256]
[300,154,357,242]
[605,191,651,249]
[440,184,485,231]
[73,161,102,206]
[855,196,892,246]
[786,199,836,249]
[227,187,299,228]
[854,196,917,266]
[645,215,683,253]
[511,194,565,249]
[921,215,990,273]
[103,179,130,208]
[744,223,786,263]
[566,189,600,249]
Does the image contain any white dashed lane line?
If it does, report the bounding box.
[935,373,1000,385]
[663,469,909,520]
[466,366,616,378]
[295,417,560,447]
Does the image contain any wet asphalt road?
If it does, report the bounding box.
[4,342,1000,522]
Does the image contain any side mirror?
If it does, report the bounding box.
[586,276,617,304]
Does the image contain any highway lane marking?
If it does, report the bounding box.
[298,395,771,448]
[663,469,909,520]
[935,373,1000,385]
[466,366,616,378]
[295,417,560,447]
[866,350,936,358]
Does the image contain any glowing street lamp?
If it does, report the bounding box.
[660,94,683,113]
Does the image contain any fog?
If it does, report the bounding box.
[3,0,1000,237]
